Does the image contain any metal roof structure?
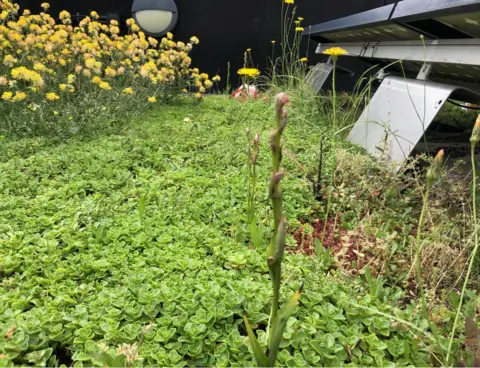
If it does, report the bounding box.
[305,0,480,168]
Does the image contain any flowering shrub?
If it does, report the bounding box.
[0,0,213,137]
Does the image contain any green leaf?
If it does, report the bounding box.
[242,314,268,367]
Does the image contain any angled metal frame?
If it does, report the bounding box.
[348,75,480,166]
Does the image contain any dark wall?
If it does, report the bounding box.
[18,0,395,90]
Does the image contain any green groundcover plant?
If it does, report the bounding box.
[0,96,441,367]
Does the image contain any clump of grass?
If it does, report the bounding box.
[447,115,480,364]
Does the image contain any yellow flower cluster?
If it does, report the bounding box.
[0,0,211,106]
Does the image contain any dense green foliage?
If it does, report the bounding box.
[0,96,437,367]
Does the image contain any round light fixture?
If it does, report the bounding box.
[131,0,178,37]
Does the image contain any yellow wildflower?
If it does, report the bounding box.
[40,2,50,10]
[167,32,173,40]
[92,76,102,84]
[295,27,304,32]
[190,36,199,45]
[67,74,75,84]
[46,92,59,101]
[2,91,13,101]
[300,57,308,62]
[104,67,117,77]
[98,81,111,90]
[148,96,157,103]
[123,87,134,95]
[33,63,47,72]
[237,68,260,77]
[59,83,67,91]
[90,11,99,20]
[85,57,96,68]
[13,91,26,101]
[323,47,348,59]
[298,17,304,21]
[285,0,294,3]
[212,75,221,82]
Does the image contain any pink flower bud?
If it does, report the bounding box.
[275,92,289,111]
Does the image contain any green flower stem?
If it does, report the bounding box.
[447,143,479,364]
[321,58,337,243]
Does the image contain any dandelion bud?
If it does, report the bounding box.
[426,149,444,188]
[254,132,259,145]
[434,149,444,165]
[275,92,289,112]
[245,128,250,137]
[470,114,480,146]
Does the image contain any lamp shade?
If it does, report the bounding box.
[131,0,178,37]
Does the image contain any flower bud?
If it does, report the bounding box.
[275,92,289,112]
[254,132,259,145]
[470,115,480,146]
[426,149,444,187]
[246,128,250,138]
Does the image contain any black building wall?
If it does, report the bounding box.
[18,0,397,90]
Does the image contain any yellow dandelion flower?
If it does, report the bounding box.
[285,0,294,3]
[212,75,221,82]
[246,48,251,52]
[2,91,13,101]
[323,46,348,59]
[148,96,157,103]
[204,80,213,88]
[90,11,99,20]
[67,74,75,84]
[195,92,203,99]
[271,40,276,44]
[123,87,134,95]
[166,32,173,40]
[300,57,308,62]
[46,92,59,101]
[190,36,199,45]
[13,91,26,101]
[298,17,304,21]
[237,67,260,77]
[40,2,50,10]
[295,27,304,32]
[59,83,67,91]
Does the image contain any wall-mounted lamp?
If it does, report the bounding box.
[131,0,178,37]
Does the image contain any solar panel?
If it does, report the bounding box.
[305,0,480,167]
[306,0,480,42]
[436,12,480,37]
